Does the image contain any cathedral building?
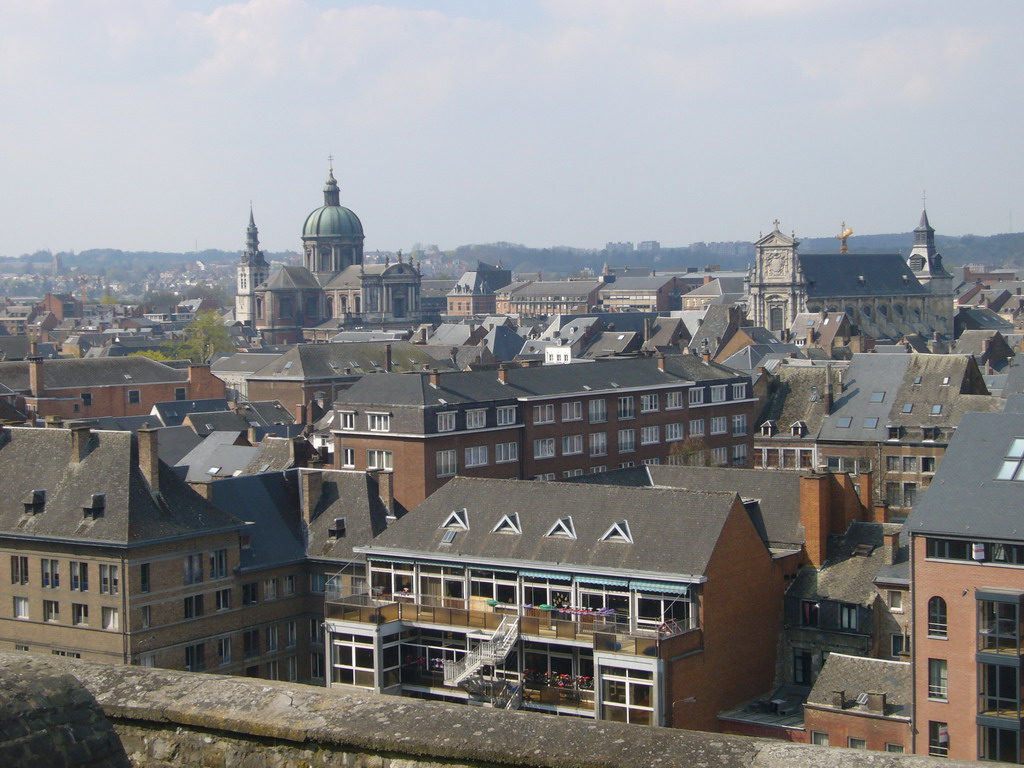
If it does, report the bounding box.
[237,169,422,344]
[746,212,954,342]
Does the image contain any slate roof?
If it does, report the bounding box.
[302,469,392,562]
[788,522,902,605]
[249,341,455,380]
[209,472,305,570]
[358,476,744,579]
[956,306,1015,332]
[175,432,299,482]
[806,653,911,717]
[185,410,251,437]
[599,276,676,292]
[0,357,191,393]
[152,399,230,427]
[0,426,242,544]
[258,265,322,291]
[720,344,803,373]
[683,277,746,297]
[757,361,846,436]
[482,326,526,361]
[234,400,296,426]
[333,354,744,410]
[797,254,926,298]
[906,411,1024,539]
[211,353,284,375]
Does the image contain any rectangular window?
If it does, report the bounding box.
[436,411,455,432]
[848,738,866,750]
[886,455,900,472]
[496,442,519,463]
[342,448,355,467]
[310,572,326,594]
[466,409,486,429]
[183,553,203,585]
[732,383,747,399]
[101,606,118,630]
[286,620,297,648]
[13,596,28,619]
[210,549,228,579]
[287,656,298,682]
[887,590,903,612]
[839,603,858,631]
[666,390,684,409]
[533,438,556,459]
[264,578,278,600]
[340,411,355,430]
[81,392,93,407]
[690,419,705,437]
[689,388,704,405]
[368,413,391,432]
[928,658,948,699]
[533,404,555,424]
[732,444,748,466]
[891,633,909,657]
[128,389,141,404]
[216,588,231,611]
[903,483,917,507]
[218,637,231,665]
[617,396,635,420]
[811,732,829,747]
[366,450,393,470]
[618,429,636,453]
[267,625,279,652]
[41,558,59,589]
[589,432,607,457]
[99,564,118,595]
[640,394,658,413]
[183,594,204,619]
[72,603,88,626]
[928,721,949,758]
[243,629,260,659]
[465,445,488,467]
[175,387,186,401]
[283,574,295,596]
[496,405,516,426]
[640,426,659,445]
[185,643,205,671]
[11,555,28,585]
[588,399,607,423]
[562,401,583,421]
[885,744,905,754]
[43,599,59,622]
[710,416,727,435]
[732,414,747,436]
[903,456,918,473]
[922,456,936,473]
[141,605,151,628]
[242,582,259,605]
[712,446,728,465]
[665,422,684,442]
[711,385,727,402]
[310,616,324,644]
[138,563,148,593]
[311,652,325,679]
[436,449,457,477]
[562,434,583,455]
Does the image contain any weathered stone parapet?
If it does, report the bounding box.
[0,653,972,768]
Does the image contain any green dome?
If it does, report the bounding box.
[303,205,363,238]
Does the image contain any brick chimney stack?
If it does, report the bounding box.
[657,353,666,372]
[300,469,323,524]
[866,692,886,713]
[28,355,45,397]
[137,425,160,489]
[376,470,395,517]
[832,690,846,709]
[498,363,509,384]
[70,423,92,463]
[384,343,393,373]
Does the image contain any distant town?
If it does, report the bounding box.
[4,168,1024,762]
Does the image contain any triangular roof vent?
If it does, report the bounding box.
[492,513,521,535]
[545,516,576,539]
[599,520,633,544]
[441,508,469,530]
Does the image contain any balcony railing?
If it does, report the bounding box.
[325,590,698,651]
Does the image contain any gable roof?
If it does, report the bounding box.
[358,476,748,579]
[806,653,911,716]
[788,521,902,605]
[0,357,191,393]
[249,341,455,381]
[151,398,231,426]
[798,253,926,298]
[259,265,321,291]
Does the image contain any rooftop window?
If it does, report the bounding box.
[996,438,1024,481]
[837,417,853,428]
[870,392,886,403]
[902,403,913,413]
[863,417,879,429]
[931,405,943,415]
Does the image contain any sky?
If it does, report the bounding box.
[1,0,1022,256]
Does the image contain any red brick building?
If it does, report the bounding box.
[0,357,225,421]
[331,354,756,512]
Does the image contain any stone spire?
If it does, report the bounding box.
[243,207,268,266]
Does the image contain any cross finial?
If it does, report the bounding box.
[922,189,927,210]
[772,218,780,231]
[328,154,334,172]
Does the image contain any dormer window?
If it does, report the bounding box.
[328,517,346,538]
[791,421,808,437]
[83,493,105,520]
[599,520,633,544]
[888,425,902,440]
[761,420,777,437]
[545,516,577,539]
[492,513,522,535]
[23,489,45,515]
[441,508,469,530]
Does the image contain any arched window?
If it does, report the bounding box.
[928,596,948,637]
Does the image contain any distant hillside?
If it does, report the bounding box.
[800,231,1024,273]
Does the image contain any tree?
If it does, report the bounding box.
[173,310,234,364]
[129,349,177,362]
[99,294,121,305]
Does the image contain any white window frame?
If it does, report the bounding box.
[465,445,488,468]
[466,409,487,429]
[534,438,556,459]
[562,434,583,455]
[618,429,636,453]
[617,396,635,420]
[562,401,583,422]
[689,388,704,405]
[496,405,516,426]
[340,411,355,430]
[640,394,659,413]
[496,442,519,464]
[732,383,747,399]
[712,446,728,465]
[368,413,391,432]
[590,432,607,457]
[436,449,457,477]
[666,422,684,442]
[533,404,555,424]
[711,385,727,402]
[366,449,393,470]
[640,425,659,445]
[732,414,748,436]
[665,390,684,410]
[437,412,455,432]
[710,416,727,435]
[690,419,705,436]
[589,399,608,423]
[342,448,355,467]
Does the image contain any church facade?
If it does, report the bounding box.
[236,169,422,344]
[747,212,954,342]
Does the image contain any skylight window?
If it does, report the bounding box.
[996,438,1024,481]
[837,417,853,428]
[441,529,457,544]
[869,392,886,403]
[863,417,879,429]
[207,466,221,475]
[913,376,923,385]
[931,405,943,415]
[441,509,469,530]
[545,516,577,539]
[902,403,913,413]
[599,520,633,544]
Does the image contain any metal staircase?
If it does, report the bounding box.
[444,615,519,688]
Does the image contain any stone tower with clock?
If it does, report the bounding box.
[235,208,269,328]
[748,221,802,333]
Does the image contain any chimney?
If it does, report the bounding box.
[866,692,886,713]
[70,423,92,463]
[28,355,45,397]
[643,317,651,343]
[295,402,307,425]
[429,369,441,388]
[831,690,846,710]
[657,353,666,372]
[300,469,323,524]
[247,426,258,445]
[701,350,711,364]
[384,343,393,372]
[137,425,160,489]
[419,327,427,344]
[187,364,209,389]
[800,474,830,568]
[824,364,834,412]
[883,531,900,565]
[45,415,63,429]
[498,363,509,384]
[376,469,395,516]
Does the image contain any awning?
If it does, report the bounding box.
[576,576,629,588]
[470,566,517,575]
[631,580,689,595]
[520,570,573,582]
[368,557,415,567]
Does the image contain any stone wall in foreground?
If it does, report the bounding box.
[0,653,974,768]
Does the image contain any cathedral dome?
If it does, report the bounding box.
[302,168,364,239]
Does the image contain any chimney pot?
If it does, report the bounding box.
[866,692,886,713]
[657,353,666,372]
[832,690,846,709]
[498,363,509,383]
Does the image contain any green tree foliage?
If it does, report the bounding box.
[98,294,121,305]
[128,349,177,362]
[173,310,234,364]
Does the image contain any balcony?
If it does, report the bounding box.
[325,590,697,654]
